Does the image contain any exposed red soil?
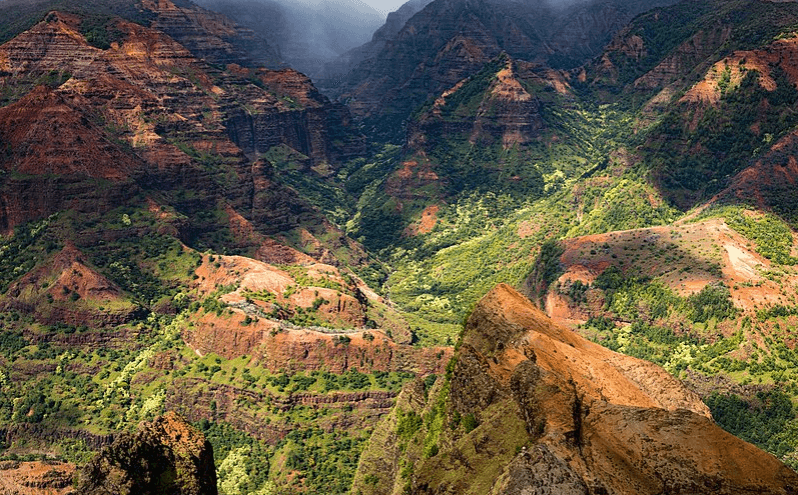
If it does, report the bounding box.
[547,218,798,327]
[183,309,450,374]
[0,86,144,179]
[0,243,137,328]
[187,253,450,372]
[0,460,76,495]
[405,204,441,236]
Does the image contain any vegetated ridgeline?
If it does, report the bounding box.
[353,284,798,494]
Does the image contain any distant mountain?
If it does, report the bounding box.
[336,0,678,140]
[319,0,434,85]
[192,0,385,78]
[0,0,281,67]
[583,0,798,209]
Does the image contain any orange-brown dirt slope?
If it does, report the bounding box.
[182,253,450,374]
[0,460,76,495]
[538,217,798,329]
[353,284,798,494]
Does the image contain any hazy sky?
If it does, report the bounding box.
[358,0,408,15]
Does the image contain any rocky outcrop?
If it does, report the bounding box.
[222,67,366,166]
[164,377,398,444]
[385,56,566,205]
[587,0,798,96]
[0,424,115,451]
[407,57,548,152]
[353,284,798,494]
[183,317,450,374]
[77,412,217,495]
[0,460,76,495]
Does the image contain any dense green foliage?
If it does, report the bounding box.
[722,208,798,264]
[79,14,124,49]
[0,216,60,293]
[651,68,798,205]
[706,390,797,465]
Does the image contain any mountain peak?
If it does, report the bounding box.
[463,283,713,414]
[356,284,798,493]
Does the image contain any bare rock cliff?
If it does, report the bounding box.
[353,284,798,495]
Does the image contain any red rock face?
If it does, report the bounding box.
[0,86,144,179]
[0,10,364,264]
[0,243,142,328]
[455,285,798,494]
[0,460,76,495]
[387,57,565,204]
[78,412,218,495]
[183,318,450,374]
[339,0,676,138]
[141,0,279,68]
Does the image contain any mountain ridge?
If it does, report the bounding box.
[353,284,798,494]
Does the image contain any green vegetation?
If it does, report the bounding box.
[0,215,60,292]
[0,305,419,493]
[7,0,798,488]
[79,14,124,49]
[706,390,798,468]
[650,68,798,205]
[82,208,200,306]
[198,421,273,495]
[437,56,506,120]
[709,207,798,264]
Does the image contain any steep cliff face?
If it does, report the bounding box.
[142,0,281,68]
[338,0,677,138]
[350,54,574,249]
[321,0,434,83]
[192,0,384,80]
[587,0,798,92]
[353,284,798,494]
[395,56,551,198]
[0,10,364,262]
[0,0,279,69]
[223,67,365,165]
[77,412,217,495]
[719,126,798,220]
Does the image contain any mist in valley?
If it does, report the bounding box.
[193,0,385,78]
